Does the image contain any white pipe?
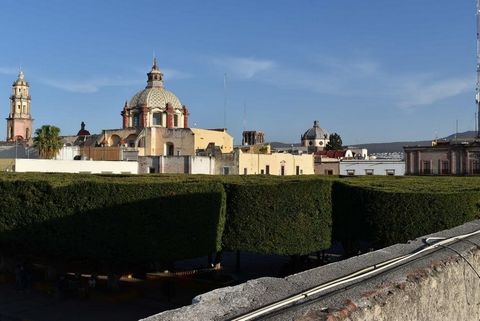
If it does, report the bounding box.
[230,228,480,321]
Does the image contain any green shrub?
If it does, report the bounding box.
[0,174,226,265]
[222,177,332,255]
[332,177,480,249]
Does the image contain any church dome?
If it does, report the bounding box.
[128,58,183,110]
[129,86,182,110]
[302,120,328,140]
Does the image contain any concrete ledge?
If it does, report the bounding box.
[142,220,480,321]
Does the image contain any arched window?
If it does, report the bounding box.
[132,114,140,127]
[109,134,121,146]
[152,112,162,126]
[126,134,138,148]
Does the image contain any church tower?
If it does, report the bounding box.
[6,70,33,144]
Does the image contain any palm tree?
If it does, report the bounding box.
[33,125,63,159]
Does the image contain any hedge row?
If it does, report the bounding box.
[222,178,332,255]
[1,173,480,267]
[332,177,480,249]
[0,175,226,264]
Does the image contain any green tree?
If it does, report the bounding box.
[325,133,343,150]
[33,125,63,159]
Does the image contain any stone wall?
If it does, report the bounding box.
[142,220,480,321]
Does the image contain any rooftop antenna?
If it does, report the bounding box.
[243,101,247,132]
[223,73,227,129]
[476,111,478,135]
[476,0,480,138]
[455,119,459,142]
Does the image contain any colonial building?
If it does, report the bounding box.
[6,71,33,144]
[92,59,233,160]
[404,140,480,175]
[301,120,329,153]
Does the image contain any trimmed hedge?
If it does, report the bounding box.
[2,173,480,266]
[0,174,226,264]
[222,177,332,255]
[332,177,480,249]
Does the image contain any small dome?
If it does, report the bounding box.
[302,120,328,140]
[77,121,90,136]
[129,87,183,110]
[13,70,29,87]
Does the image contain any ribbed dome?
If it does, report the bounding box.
[302,120,328,140]
[129,87,183,110]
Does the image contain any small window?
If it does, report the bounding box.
[174,114,179,127]
[149,167,155,173]
[346,169,355,176]
[441,161,450,175]
[281,165,285,176]
[296,166,300,175]
[152,112,162,126]
[365,169,374,175]
[260,169,265,174]
[325,169,333,175]
[422,161,431,175]
[243,168,247,175]
[266,165,270,175]
[223,167,230,175]
[133,114,140,127]
[386,169,395,176]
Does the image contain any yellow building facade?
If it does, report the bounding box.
[238,149,314,176]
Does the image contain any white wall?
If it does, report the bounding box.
[55,146,80,160]
[159,156,215,174]
[190,156,215,174]
[340,160,405,176]
[15,159,138,174]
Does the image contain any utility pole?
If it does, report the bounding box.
[476,0,480,137]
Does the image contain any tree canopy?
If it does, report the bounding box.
[33,125,63,159]
[325,133,343,150]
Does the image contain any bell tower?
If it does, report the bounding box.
[6,70,33,144]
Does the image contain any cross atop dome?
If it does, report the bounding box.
[147,57,164,88]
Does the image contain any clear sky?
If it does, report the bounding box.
[0,0,476,144]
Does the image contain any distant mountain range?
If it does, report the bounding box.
[269,131,479,154]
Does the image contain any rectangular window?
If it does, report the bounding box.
[265,165,270,175]
[260,169,265,174]
[365,169,374,175]
[346,169,355,176]
[281,165,285,176]
[174,114,179,127]
[325,169,333,175]
[473,161,480,174]
[243,168,247,175]
[296,166,300,175]
[422,161,431,175]
[441,161,450,175]
[223,167,230,175]
[133,114,139,127]
[149,167,155,174]
[386,169,395,176]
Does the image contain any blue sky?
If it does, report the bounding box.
[0,0,476,144]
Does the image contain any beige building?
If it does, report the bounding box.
[237,147,314,176]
